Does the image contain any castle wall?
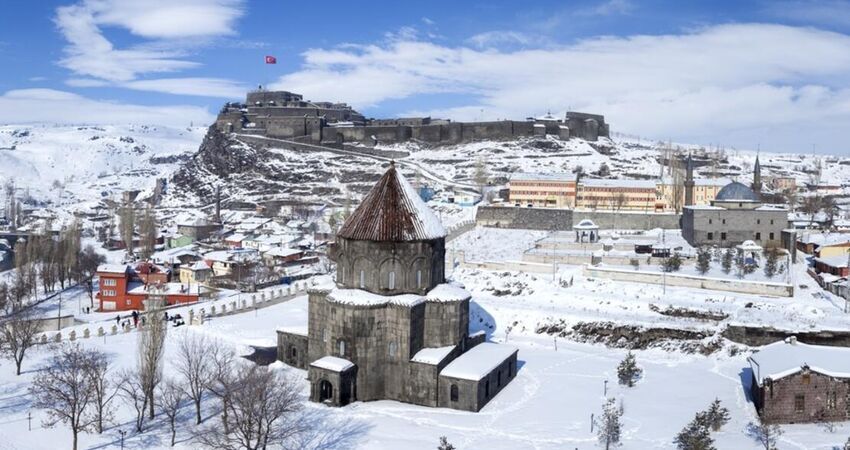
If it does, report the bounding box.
[475,206,682,231]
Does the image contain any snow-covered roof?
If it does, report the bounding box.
[736,240,763,251]
[748,339,850,386]
[510,172,577,182]
[426,283,471,302]
[411,345,456,365]
[815,255,850,268]
[276,325,308,336]
[97,264,128,274]
[799,232,850,246]
[188,261,210,271]
[264,247,302,258]
[128,282,201,296]
[325,283,469,308]
[310,356,355,372]
[150,246,199,264]
[580,178,657,189]
[440,343,518,381]
[225,233,248,242]
[326,288,424,307]
[337,163,446,241]
[573,219,598,230]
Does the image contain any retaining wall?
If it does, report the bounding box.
[476,206,680,231]
[583,265,793,297]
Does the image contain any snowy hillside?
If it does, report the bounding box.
[0,124,207,212]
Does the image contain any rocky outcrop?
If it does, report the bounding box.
[536,320,721,354]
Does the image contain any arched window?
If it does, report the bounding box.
[450,384,459,402]
[341,266,346,284]
[290,346,297,359]
[338,340,346,356]
[388,271,395,290]
[322,329,329,343]
[387,341,397,357]
[359,270,365,288]
[416,270,422,289]
[485,380,490,398]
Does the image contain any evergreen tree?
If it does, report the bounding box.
[596,398,622,450]
[437,436,456,450]
[674,414,715,450]
[617,351,643,387]
[663,253,682,273]
[704,398,730,431]
[696,247,711,275]
[764,250,779,279]
[721,249,733,274]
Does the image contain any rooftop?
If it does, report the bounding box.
[310,356,355,372]
[440,343,518,381]
[411,345,456,365]
[715,181,759,202]
[337,163,446,242]
[748,339,850,386]
[511,173,577,182]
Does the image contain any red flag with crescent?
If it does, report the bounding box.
[265,55,277,64]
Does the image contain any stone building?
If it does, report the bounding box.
[749,338,850,424]
[277,163,518,412]
[682,160,787,247]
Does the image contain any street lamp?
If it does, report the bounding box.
[119,429,126,450]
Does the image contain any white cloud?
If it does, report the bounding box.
[467,31,541,48]
[764,0,850,28]
[0,89,213,126]
[121,77,247,99]
[576,0,635,17]
[54,0,245,95]
[273,23,850,152]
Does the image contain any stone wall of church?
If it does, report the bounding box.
[332,237,445,295]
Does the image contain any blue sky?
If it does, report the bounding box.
[2,0,850,154]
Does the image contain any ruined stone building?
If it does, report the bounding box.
[277,163,518,412]
[216,88,609,146]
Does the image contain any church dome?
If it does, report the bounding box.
[337,162,446,242]
[715,181,759,202]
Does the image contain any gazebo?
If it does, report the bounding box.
[574,219,599,243]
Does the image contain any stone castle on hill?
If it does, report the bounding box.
[216,88,609,146]
[276,162,518,412]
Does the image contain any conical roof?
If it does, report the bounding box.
[337,163,446,242]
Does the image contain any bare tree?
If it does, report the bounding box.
[613,192,627,211]
[30,344,97,450]
[138,308,167,419]
[0,304,41,375]
[206,341,238,433]
[138,205,157,259]
[473,156,489,193]
[119,203,135,256]
[801,195,822,228]
[198,364,303,450]
[86,349,118,434]
[158,378,186,447]
[118,369,148,432]
[174,333,214,424]
[77,245,106,309]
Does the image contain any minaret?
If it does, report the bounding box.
[684,153,695,207]
[752,154,762,195]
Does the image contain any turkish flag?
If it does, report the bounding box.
[265,55,277,64]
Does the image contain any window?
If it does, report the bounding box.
[388,271,395,290]
[338,340,346,357]
[707,232,714,240]
[359,270,365,288]
[721,232,727,241]
[497,370,502,387]
[802,373,811,385]
[757,219,761,225]
[290,346,297,359]
[770,220,774,225]
[508,363,512,378]
[769,233,774,240]
[416,270,422,289]
[709,219,712,225]
[103,279,117,286]
[387,342,397,357]
[126,300,131,306]
[722,219,726,224]
[450,384,459,402]
[755,232,761,240]
[485,380,490,398]
[323,329,328,343]
[827,391,837,410]
[794,394,805,413]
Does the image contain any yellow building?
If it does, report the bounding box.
[179,261,212,285]
[509,173,577,208]
[575,179,662,211]
[657,177,730,211]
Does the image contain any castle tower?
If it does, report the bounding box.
[752,154,762,195]
[684,153,695,207]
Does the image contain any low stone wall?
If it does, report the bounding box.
[523,252,686,267]
[723,325,850,347]
[476,206,681,231]
[583,266,793,297]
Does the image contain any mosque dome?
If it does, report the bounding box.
[715,181,759,202]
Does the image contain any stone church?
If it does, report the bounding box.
[277,163,518,412]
